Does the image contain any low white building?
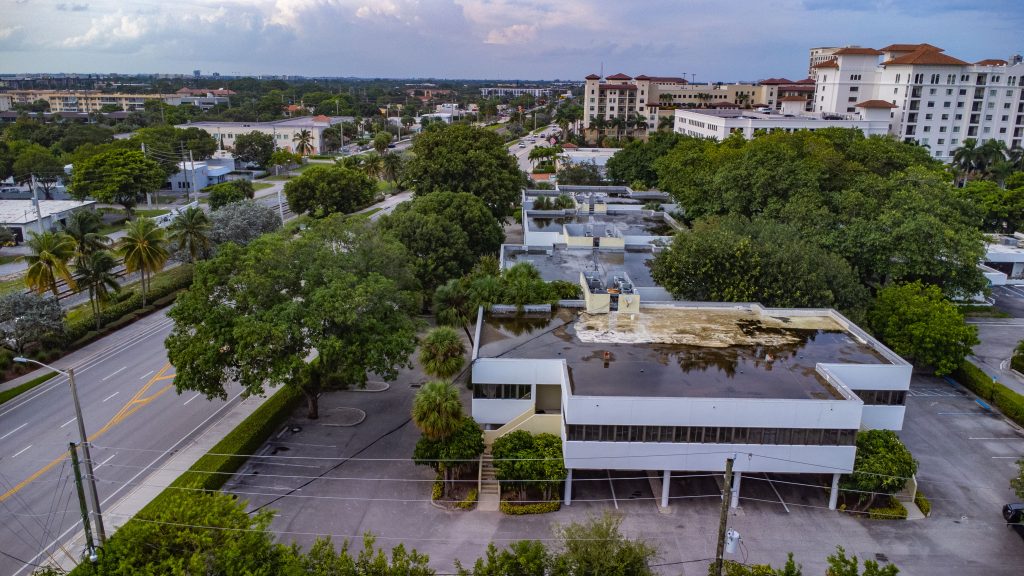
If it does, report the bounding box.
[471,302,912,510]
[166,161,231,192]
[0,199,96,243]
[178,116,349,155]
[981,233,1024,285]
[673,103,893,141]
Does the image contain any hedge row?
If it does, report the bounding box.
[0,371,57,405]
[456,489,478,510]
[137,385,302,518]
[64,265,195,347]
[500,500,561,515]
[953,361,1024,426]
[915,490,931,517]
[867,498,908,520]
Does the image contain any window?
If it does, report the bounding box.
[563,425,858,446]
[858,390,907,405]
[848,97,857,102]
[850,86,859,92]
[925,113,933,120]
[941,114,949,120]
[895,74,901,83]
[923,126,931,132]
[929,88,937,95]
[913,73,924,84]
[927,101,935,108]
[959,88,967,96]
[938,139,945,145]
[947,74,956,85]
[943,102,951,108]
[472,384,531,400]
[930,74,940,84]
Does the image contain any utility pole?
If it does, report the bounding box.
[29,175,44,234]
[713,456,735,576]
[141,142,153,207]
[68,443,96,559]
[188,150,198,204]
[69,367,106,544]
[276,188,286,225]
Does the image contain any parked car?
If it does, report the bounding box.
[518,143,526,148]
[1006,503,1024,523]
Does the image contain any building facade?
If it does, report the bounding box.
[811,43,1024,161]
[809,47,841,76]
[480,86,552,98]
[673,103,892,141]
[2,90,230,112]
[177,116,346,155]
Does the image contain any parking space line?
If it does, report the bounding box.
[761,474,790,513]
[607,471,619,510]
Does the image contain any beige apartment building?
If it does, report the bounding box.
[178,116,347,156]
[2,90,232,112]
[809,47,841,76]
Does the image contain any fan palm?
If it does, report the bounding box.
[293,129,315,156]
[419,327,466,379]
[167,206,211,263]
[361,153,384,181]
[952,139,980,174]
[75,250,121,330]
[411,380,464,440]
[61,210,109,256]
[433,279,476,343]
[381,153,403,190]
[23,230,77,297]
[118,218,169,307]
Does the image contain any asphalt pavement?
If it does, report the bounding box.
[0,310,243,575]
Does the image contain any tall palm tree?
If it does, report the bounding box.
[61,210,109,256]
[419,327,466,379]
[167,206,211,263]
[528,146,548,168]
[380,153,402,190]
[589,116,607,145]
[361,153,384,181]
[978,139,1009,174]
[658,116,675,132]
[1008,146,1024,171]
[118,218,169,307]
[952,138,981,176]
[293,129,315,156]
[988,160,1015,189]
[22,230,77,297]
[433,278,475,343]
[411,380,463,441]
[74,250,120,330]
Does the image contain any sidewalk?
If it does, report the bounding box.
[49,389,273,572]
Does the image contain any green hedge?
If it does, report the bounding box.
[914,491,931,517]
[500,500,561,515]
[64,265,195,347]
[0,371,57,405]
[432,478,443,501]
[456,489,478,510]
[953,361,1024,426]
[867,498,908,520]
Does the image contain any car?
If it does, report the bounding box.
[1005,503,1024,524]
[518,143,526,148]
[387,143,396,148]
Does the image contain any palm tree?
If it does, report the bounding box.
[658,116,675,132]
[61,210,108,256]
[978,139,1009,174]
[167,207,211,263]
[589,116,607,145]
[411,380,463,440]
[361,153,384,181]
[610,116,626,141]
[1008,146,1024,171]
[952,138,981,176]
[293,129,315,156]
[118,218,169,307]
[433,279,476,343]
[74,250,120,330]
[380,153,403,190]
[419,327,466,379]
[988,160,1015,189]
[528,146,548,168]
[22,230,77,297]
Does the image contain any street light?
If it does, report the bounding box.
[12,358,106,547]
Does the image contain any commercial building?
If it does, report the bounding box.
[0,199,96,243]
[1,89,231,112]
[472,190,912,509]
[176,116,347,155]
[166,161,231,192]
[981,233,1024,286]
[480,86,552,98]
[672,102,892,141]
[810,43,1024,161]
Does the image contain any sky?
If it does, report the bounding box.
[0,0,1022,81]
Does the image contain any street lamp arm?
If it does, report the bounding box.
[12,356,69,377]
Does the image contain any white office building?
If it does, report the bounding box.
[177,116,347,155]
[673,103,892,141]
[811,44,1024,161]
[480,87,552,98]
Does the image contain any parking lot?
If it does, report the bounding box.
[224,362,1024,575]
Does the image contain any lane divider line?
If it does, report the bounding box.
[0,423,28,441]
[101,366,128,381]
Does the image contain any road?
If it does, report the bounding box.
[0,311,243,575]
[507,127,559,173]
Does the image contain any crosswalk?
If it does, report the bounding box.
[907,387,964,398]
[993,285,1024,299]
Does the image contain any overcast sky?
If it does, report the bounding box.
[1,0,1022,81]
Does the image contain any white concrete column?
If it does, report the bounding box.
[661,470,671,508]
[829,473,841,510]
[564,468,573,506]
[730,471,742,508]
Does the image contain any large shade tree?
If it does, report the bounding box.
[284,164,375,217]
[404,123,525,221]
[69,149,165,216]
[166,217,421,419]
[13,144,64,199]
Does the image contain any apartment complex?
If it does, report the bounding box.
[808,47,841,76]
[2,89,232,112]
[480,86,552,98]
[811,43,1024,160]
[177,116,346,155]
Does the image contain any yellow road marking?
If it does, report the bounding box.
[0,364,176,503]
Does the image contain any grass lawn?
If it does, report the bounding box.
[0,254,21,265]
[135,209,171,218]
[0,372,58,405]
[0,276,25,295]
[252,182,274,191]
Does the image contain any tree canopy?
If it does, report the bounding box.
[233,131,276,168]
[207,179,255,210]
[841,429,918,511]
[389,191,504,259]
[284,164,376,217]
[166,216,421,418]
[867,281,979,375]
[209,199,281,245]
[404,124,525,221]
[0,293,64,354]
[69,149,165,213]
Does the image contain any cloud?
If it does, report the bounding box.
[62,11,149,49]
[56,2,88,11]
[484,23,537,45]
[0,26,22,40]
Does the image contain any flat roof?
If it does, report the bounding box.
[0,200,94,225]
[177,116,349,129]
[479,307,890,400]
[678,109,863,123]
[527,213,676,237]
[503,245,659,287]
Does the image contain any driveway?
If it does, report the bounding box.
[967,318,1024,396]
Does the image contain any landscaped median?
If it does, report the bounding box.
[953,360,1024,426]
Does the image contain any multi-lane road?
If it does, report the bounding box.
[0,311,242,575]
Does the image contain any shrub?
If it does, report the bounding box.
[867,498,908,520]
[954,360,1024,427]
[432,478,443,501]
[456,488,478,510]
[500,500,561,515]
[914,491,931,517]
[953,361,994,399]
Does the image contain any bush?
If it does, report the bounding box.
[0,371,57,405]
[953,361,995,399]
[159,385,302,497]
[432,478,443,501]
[867,498,908,520]
[914,490,931,517]
[1013,341,1024,373]
[457,488,478,510]
[500,500,561,515]
[953,360,1024,427]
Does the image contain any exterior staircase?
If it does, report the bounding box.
[478,447,500,511]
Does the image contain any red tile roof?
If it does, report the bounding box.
[311,114,332,122]
[811,59,839,69]
[606,73,632,80]
[780,85,814,92]
[585,74,601,80]
[648,76,687,83]
[882,48,968,66]
[975,59,1008,66]
[634,75,650,80]
[880,43,943,53]
[795,78,816,85]
[833,47,884,56]
[759,77,795,85]
[854,99,897,109]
